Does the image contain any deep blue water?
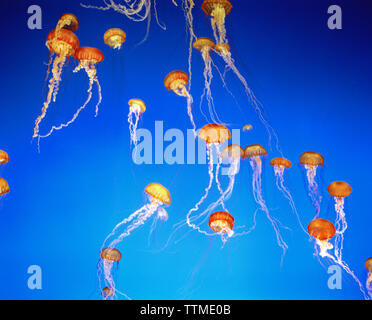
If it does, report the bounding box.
[0,0,371,299]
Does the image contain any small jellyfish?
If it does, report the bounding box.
[33,28,79,138]
[164,70,196,135]
[193,37,221,123]
[270,158,306,233]
[98,248,122,300]
[128,99,146,150]
[0,178,9,197]
[327,181,352,263]
[56,13,79,32]
[98,183,170,299]
[104,28,126,50]
[208,211,234,244]
[101,286,115,300]
[308,218,369,299]
[243,124,253,132]
[300,152,324,219]
[39,47,104,140]
[366,257,372,298]
[201,0,232,45]
[0,150,9,165]
[245,145,288,261]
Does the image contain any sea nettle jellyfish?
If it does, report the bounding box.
[300,152,324,219]
[39,47,104,139]
[366,258,372,299]
[98,183,170,299]
[164,70,196,135]
[128,99,146,149]
[245,145,288,261]
[104,28,126,50]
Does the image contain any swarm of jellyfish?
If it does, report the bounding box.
[98,183,171,299]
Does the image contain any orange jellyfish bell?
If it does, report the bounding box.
[199,123,231,144]
[270,157,292,169]
[101,286,114,298]
[193,37,215,51]
[46,29,79,56]
[100,248,122,262]
[104,28,126,49]
[128,99,146,114]
[307,218,336,241]
[58,13,79,31]
[327,181,352,198]
[244,144,267,159]
[164,71,189,91]
[201,0,233,16]
[300,152,324,166]
[214,43,230,54]
[209,211,234,233]
[366,257,372,271]
[0,178,9,196]
[0,150,9,165]
[145,183,171,205]
[75,47,104,63]
[220,144,244,160]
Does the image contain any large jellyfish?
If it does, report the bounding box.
[104,28,126,50]
[0,178,9,197]
[270,158,307,233]
[244,145,288,261]
[300,152,324,219]
[308,218,369,300]
[33,28,79,138]
[39,47,104,140]
[193,37,221,123]
[0,150,9,165]
[366,257,372,298]
[128,99,146,150]
[183,124,232,243]
[164,70,196,135]
[98,183,171,299]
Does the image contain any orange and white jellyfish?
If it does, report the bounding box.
[208,211,234,244]
[366,257,372,298]
[270,158,306,233]
[39,47,104,140]
[243,124,253,132]
[98,183,170,299]
[308,218,369,299]
[300,152,324,219]
[0,150,9,165]
[327,181,352,263]
[164,70,196,135]
[128,99,146,149]
[245,145,288,260]
[56,13,79,32]
[104,28,126,50]
[0,178,9,198]
[184,124,232,241]
[193,37,221,123]
[201,0,232,45]
[33,28,79,138]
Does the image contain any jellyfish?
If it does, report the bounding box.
[243,124,253,132]
[33,28,79,138]
[244,145,288,260]
[0,178,9,197]
[208,211,234,244]
[183,124,232,242]
[98,183,170,299]
[98,248,122,300]
[0,151,9,165]
[308,218,369,300]
[193,37,221,123]
[164,71,196,135]
[56,13,79,32]
[39,47,104,140]
[201,0,232,45]
[101,286,115,300]
[327,181,352,263]
[300,152,324,219]
[81,0,178,43]
[104,28,126,50]
[366,257,372,298]
[270,158,306,233]
[128,99,146,149]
